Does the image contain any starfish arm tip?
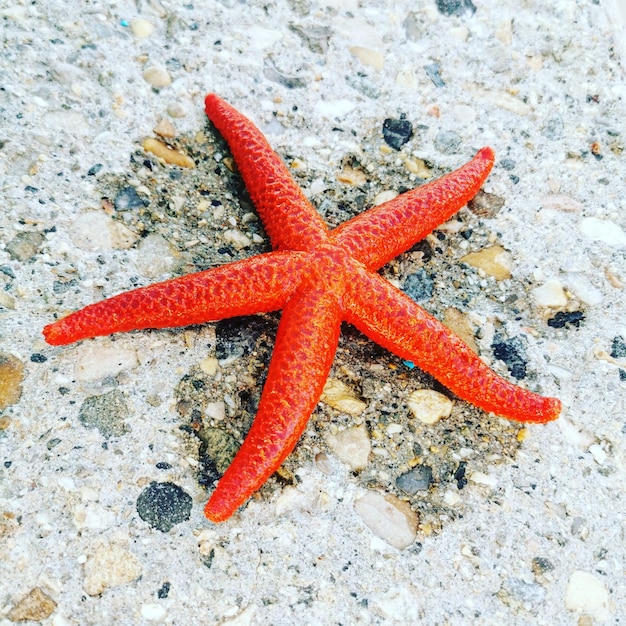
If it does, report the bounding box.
[203,499,233,523]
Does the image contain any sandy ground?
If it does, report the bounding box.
[1,1,625,624]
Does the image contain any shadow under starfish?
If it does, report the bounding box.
[43,94,561,523]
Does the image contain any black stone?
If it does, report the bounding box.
[492,335,528,380]
[436,0,476,16]
[382,115,413,150]
[610,336,626,358]
[30,353,47,363]
[547,311,584,328]
[454,461,468,489]
[136,482,192,532]
[157,582,171,599]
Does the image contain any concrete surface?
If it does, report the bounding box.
[1,0,625,624]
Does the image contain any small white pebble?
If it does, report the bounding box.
[469,471,498,488]
[321,378,366,415]
[588,443,607,465]
[580,217,626,246]
[131,18,155,39]
[354,490,417,550]
[564,571,610,621]
[76,346,139,382]
[142,66,172,89]
[141,604,166,621]
[223,229,252,249]
[407,389,453,424]
[531,278,568,307]
[326,424,371,471]
[205,401,226,421]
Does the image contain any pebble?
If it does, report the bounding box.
[78,390,131,438]
[320,378,366,415]
[436,0,476,16]
[349,46,384,71]
[531,278,568,307]
[76,345,139,381]
[131,18,155,39]
[497,577,546,610]
[314,99,356,118]
[531,557,554,576]
[7,587,57,622]
[373,189,398,205]
[403,157,431,178]
[610,335,626,359]
[336,164,367,187]
[434,131,462,155]
[0,291,15,309]
[136,482,193,532]
[325,424,371,470]
[402,269,434,302]
[492,335,528,379]
[396,464,433,494]
[0,353,24,410]
[222,228,252,249]
[423,62,445,88]
[143,138,195,168]
[73,502,116,531]
[141,604,167,621]
[142,66,172,89]
[564,273,602,306]
[6,231,45,262]
[205,400,226,421]
[547,311,585,328]
[153,118,176,139]
[114,185,147,211]
[442,308,478,353]
[83,543,143,596]
[580,216,626,246]
[564,570,610,621]
[136,234,178,278]
[354,490,417,550]
[69,211,139,251]
[382,115,413,150]
[460,245,512,280]
[406,389,453,424]
[467,191,505,218]
[468,470,498,488]
[166,102,187,118]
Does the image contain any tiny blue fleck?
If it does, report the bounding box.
[403,360,415,369]
[120,19,129,27]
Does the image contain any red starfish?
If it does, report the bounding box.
[44,94,561,522]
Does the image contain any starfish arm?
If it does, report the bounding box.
[43,252,304,345]
[344,268,561,423]
[205,94,329,251]
[331,147,495,270]
[204,285,343,522]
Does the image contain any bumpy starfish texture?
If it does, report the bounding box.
[44,94,561,522]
